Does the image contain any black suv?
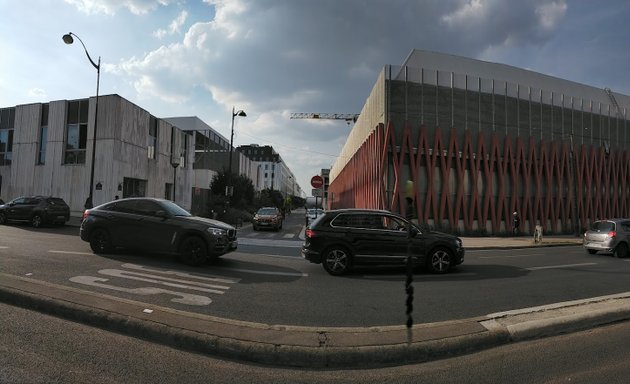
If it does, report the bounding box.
[302,209,464,275]
[0,196,70,227]
[80,197,237,266]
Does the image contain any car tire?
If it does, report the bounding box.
[426,247,453,274]
[322,245,352,276]
[586,249,597,255]
[0,212,6,225]
[179,236,208,266]
[31,214,43,228]
[615,243,629,258]
[89,228,113,254]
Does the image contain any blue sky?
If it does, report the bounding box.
[2,0,630,193]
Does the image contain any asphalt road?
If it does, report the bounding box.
[2,301,630,384]
[1,214,630,327]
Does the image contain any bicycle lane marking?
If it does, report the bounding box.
[69,263,241,306]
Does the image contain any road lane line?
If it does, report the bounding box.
[479,253,544,259]
[218,268,308,277]
[525,262,597,271]
[49,250,93,255]
[121,263,239,284]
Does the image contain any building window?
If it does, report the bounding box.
[181,132,188,168]
[0,107,15,166]
[38,104,49,165]
[123,177,147,198]
[148,116,158,159]
[64,99,89,164]
[165,183,173,200]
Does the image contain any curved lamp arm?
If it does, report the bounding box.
[62,32,100,70]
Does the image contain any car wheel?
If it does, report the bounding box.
[586,249,597,255]
[322,246,352,276]
[427,247,453,274]
[31,214,43,228]
[89,228,113,254]
[615,243,629,258]
[179,236,208,266]
[0,212,6,225]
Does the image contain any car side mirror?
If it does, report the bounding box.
[155,210,169,219]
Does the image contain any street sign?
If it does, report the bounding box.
[312,188,323,197]
[311,175,324,188]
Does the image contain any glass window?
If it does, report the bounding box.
[0,108,15,166]
[148,116,158,159]
[38,104,49,165]
[65,99,89,164]
[134,200,161,216]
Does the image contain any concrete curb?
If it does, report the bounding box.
[1,272,629,368]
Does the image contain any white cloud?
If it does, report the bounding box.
[154,10,188,39]
[27,88,47,99]
[441,0,486,27]
[536,1,568,30]
[64,0,171,15]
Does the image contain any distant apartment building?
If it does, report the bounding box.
[238,144,300,197]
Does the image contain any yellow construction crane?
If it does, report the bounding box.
[290,113,359,124]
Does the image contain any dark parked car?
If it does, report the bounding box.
[252,207,283,231]
[80,197,237,266]
[583,219,630,257]
[302,209,464,275]
[0,196,70,227]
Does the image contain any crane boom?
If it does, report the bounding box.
[290,113,359,123]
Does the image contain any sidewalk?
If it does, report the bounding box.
[2,221,625,368]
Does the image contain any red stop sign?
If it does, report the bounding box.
[311,175,324,188]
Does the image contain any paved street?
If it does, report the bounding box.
[1,213,630,368]
[3,301,630,383]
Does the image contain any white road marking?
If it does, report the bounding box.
[0,246,9,249]
[97,269,231,294]
[69,276,213,306]
[121,263,239,284]
[49,250,93,255]
[283,233,294,239]
[220,268,308,277]
[363,272,477,279]
[479,253,544,259]
[525,263,597,271]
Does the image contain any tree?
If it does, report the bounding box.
[209,170,255,209]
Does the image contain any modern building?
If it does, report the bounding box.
[0,94,194,215]
[0,95,300,217]
[329,50,630,234]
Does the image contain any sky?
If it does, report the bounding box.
[2,0,630,194]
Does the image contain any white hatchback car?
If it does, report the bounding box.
[583,219,630,258]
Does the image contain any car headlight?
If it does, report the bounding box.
[454,238,463,248]
[208,228,226,236]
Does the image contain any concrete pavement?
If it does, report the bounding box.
[2,219,628,368]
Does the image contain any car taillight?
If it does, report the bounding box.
[608,231,616,238]
[305,229,315,238]
[82,210,90,220]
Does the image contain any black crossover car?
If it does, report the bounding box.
[80,197,237,266]
[0,196,70,227]
[302,209,464,275]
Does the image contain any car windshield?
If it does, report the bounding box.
[591,221,615,231]
[160,200,192,217]
[257,208,278,215]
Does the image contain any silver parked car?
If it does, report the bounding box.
[583,219,630,258]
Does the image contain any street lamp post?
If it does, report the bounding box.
[63,32,100,209]
[226,107,246,199]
